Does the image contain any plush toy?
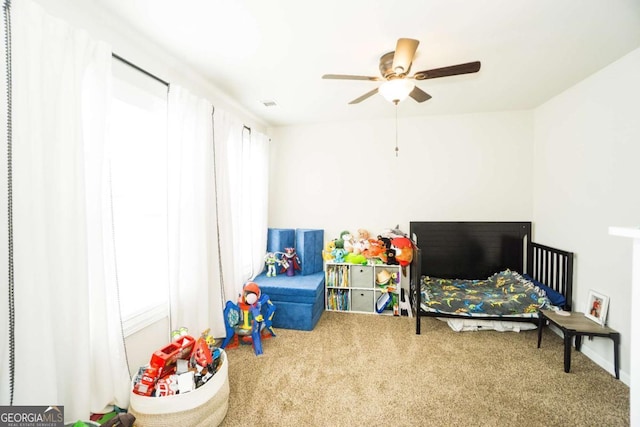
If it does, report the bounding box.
[335,230,354,250]
[352,229,371,254]
[342,232,356,253]
[392,236,414,275]
[378,236,392,251]
[382,224,407,238]
[362,239,385,261]
[344,252,367,265]
[332,248,347,263]
[322,240,336,261]
[386,249,398,265]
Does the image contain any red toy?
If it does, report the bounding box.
[191,334,213,367]
[133,335,195,396]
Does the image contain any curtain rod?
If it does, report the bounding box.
[112,53,169,87]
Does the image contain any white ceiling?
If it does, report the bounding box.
[96,0,640,127]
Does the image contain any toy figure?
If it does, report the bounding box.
[280,247,301,276]
[221,282,276,356]
[264,252,282,277]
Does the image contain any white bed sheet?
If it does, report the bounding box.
[439,317,538,332]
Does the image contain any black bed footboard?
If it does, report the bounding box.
[527,242,574,311]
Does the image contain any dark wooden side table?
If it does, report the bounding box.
[537,309,620,379]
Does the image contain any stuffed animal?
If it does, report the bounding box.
[392,236,414,275]
[357,229,370,241]
[334,230,351,250]
[378,236,392,251]
[382,224,407,238]
[331,248,347,263]
[351,229,370,254]
[322,240,336,261]
[362,239,385,261]
[386,249,398,265]
[342,232,356,253]
[344,252,367,265]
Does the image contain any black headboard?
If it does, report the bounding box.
[409,221,532,279]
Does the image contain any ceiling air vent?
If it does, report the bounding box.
[260,100,278,107]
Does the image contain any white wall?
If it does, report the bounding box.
[533,47,640,384]
[268,110,534,242]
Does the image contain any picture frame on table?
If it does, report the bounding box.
[585,289,609,326]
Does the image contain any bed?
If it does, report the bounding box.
[409,221,573,334]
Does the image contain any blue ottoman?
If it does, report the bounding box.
[254,271,325,331]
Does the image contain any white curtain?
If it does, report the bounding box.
[248,131,270,278]
[167,85,225,338]
[213,108,270,305]
[213,108,244,302]
[1,0,130,420]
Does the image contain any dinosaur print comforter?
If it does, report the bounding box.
[420,270,552,317]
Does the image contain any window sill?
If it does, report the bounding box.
[122,303,168,338]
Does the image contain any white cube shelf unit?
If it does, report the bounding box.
[325,262,402,315]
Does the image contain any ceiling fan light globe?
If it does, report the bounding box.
[379,79,414,104]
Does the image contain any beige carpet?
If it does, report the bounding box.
[220,311,629,427]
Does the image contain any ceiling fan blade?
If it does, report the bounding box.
[409,86,432,103]
[413,61,481,80]
[348,87,379,104]
[323,74,381,81]
[392,38,419,76]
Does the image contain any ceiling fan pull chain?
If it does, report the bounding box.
[395,103,399,157]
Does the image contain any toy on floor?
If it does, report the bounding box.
[280,247,301,276]
[221,282,276,356]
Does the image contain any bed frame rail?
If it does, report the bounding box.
[527,242,574,311]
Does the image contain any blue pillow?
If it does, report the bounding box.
[522,274,566,307]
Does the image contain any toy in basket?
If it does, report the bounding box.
[129,350,229,427]
[221,282,276,355]
[129,328,229,427]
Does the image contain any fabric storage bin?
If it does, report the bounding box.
[350,265,374,288]
[129,350,229,427]
[351,290,374,312]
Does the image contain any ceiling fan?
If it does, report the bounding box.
[322,38,481,105]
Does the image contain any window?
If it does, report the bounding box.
[108,58,169,335]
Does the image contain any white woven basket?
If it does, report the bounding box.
[129,350,229,427]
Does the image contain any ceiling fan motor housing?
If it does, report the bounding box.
[379,51,410,79]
